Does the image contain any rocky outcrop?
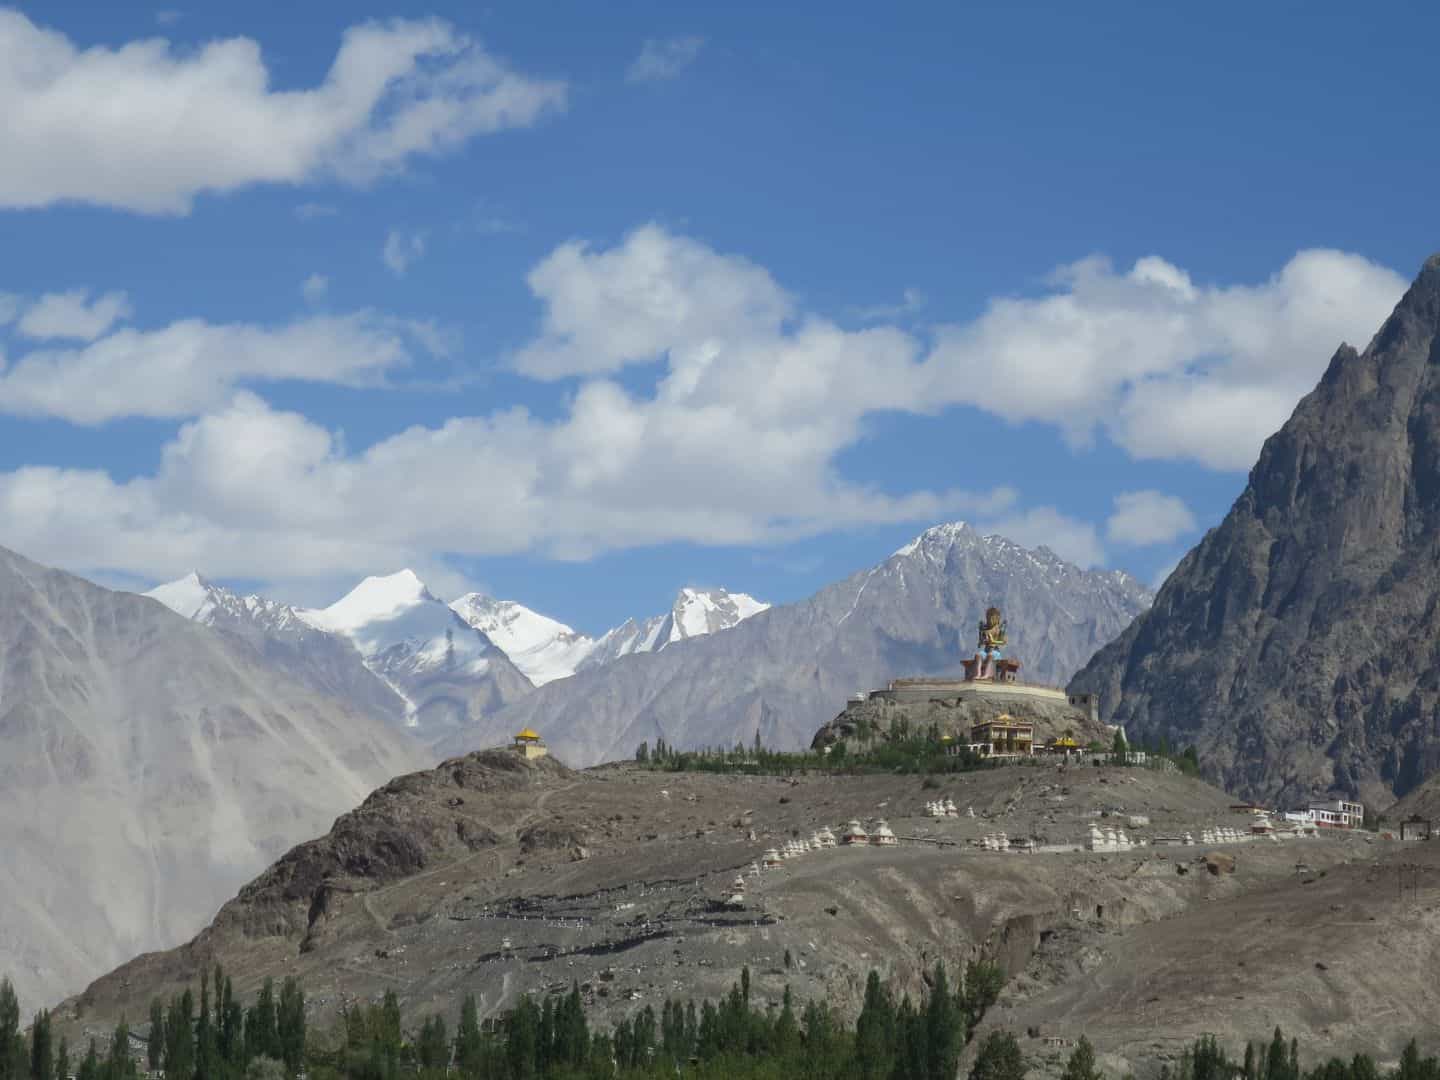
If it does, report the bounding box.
[811,684,1111,753]
[1069,255,1440,809]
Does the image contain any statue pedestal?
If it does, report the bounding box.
[961,657,1022,682]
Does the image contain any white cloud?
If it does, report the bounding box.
[626,36,704,83]
[301,274,329,305]
[0,391,1013,587]
[1105,490,1197,547]
[0,11,567,214]
[516,224,795,379]
[16,290,132,341]
[927,249,1406,469]
[382,229,427,276]
[0,294,18,326]
[0,227,1411,592]
[154,10,181,26]
[0,311,440,423]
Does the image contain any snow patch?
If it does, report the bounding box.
[145,572,216,621]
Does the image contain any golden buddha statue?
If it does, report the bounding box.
[975,606,1007,679]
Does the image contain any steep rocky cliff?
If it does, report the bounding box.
[1070,255,1440,808]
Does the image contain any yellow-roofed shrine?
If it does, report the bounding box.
[513,727,548,760]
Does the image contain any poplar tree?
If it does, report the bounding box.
[0,979,19,1080]
[453,995,481,1076]
[28,1011,51,1080]
[275,979,305,1076]
[146,1003,163,1074]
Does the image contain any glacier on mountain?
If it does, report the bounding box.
[449,586,770,686]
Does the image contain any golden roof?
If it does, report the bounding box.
[514,727,542,741]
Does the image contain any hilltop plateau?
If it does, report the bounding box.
[56,749,1425,1075]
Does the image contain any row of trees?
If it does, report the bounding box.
[8,968,1439,1080]
[634,725,991,778]
[633,724,1203,780]
[0,967,302,1080]
[144,966,305,1080]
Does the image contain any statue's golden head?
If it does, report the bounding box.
[984,606,1002,626]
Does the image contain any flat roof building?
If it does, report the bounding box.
[971,714,1034,757]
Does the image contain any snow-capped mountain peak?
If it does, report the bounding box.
[670,586,770,640]
[300,570,494,678]
[447,585,771,686]
[145,572,307,632]
[891,520,976,560]
[449,594,594,687]
[142,568,534,742]
[145,571,217,621]
[305,569,436,638]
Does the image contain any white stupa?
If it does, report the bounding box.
[871,820,898,846]
[841,820,869,845]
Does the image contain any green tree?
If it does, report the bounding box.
[415,1017,447,1072]
[219,978,243,1070]
[1263,1028,1287,1080]
[853,971,894,1080]
[1061,1036,1102,1080]
[275,979,304,1076]
[245,981,278,1065]
[0,979,19,1080]
[970,1030,1026,1080]
[77,1042,98,1080]
[961,961,1005,1034]
[106,1020,136,1080]
[53,1041,67,1080]
[635,741,649,764]
[146,1001,164,1074]
[1111,729,1128,765]
[925,962,963,1080]
[196,970,214,1080]
[165,992,194,1080]
[28,1011,51,1080]
[454,994,482,1076]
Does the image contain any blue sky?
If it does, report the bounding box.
[0,1,1435,634]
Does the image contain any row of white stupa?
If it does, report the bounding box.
[755,820,898,870]
[925,798,976,819]
[1086,824,1146,851]
[1087,823,1266,852]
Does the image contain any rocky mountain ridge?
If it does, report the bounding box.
[147,569,534,748]
[1069,254,1440,808]
[448,586,769,686]
[0,546,427,1012]
[438,522,1153,767]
